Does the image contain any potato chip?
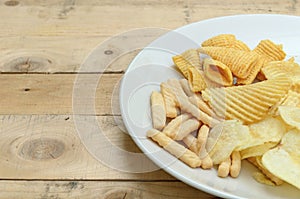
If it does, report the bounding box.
[262,129,300,189]
[269,90,300,115]
[206,120,251,164]
[203,58,233,86]
[252,172,277,186]
[278,106,300,130]
[202,75,291,124]
[253,39,286,61]
[240,142,278,159]
[248,156,284,185]
[198,47,258,78]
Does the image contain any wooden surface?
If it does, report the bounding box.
[1,0,299,198]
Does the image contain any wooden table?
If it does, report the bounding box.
[0,1,299,198]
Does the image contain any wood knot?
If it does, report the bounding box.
[104,50,113,55]
[6,56,52,72]
[19,138,65,161]
[4,0,19,6]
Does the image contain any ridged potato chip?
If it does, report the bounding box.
[198,47,258,78]
[262,129,300,189]
[203,58,233,86]
[202,75,291,124]
[269,90,300,115]
[278,106,300,130]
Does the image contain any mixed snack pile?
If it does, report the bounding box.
[147,34,300,189]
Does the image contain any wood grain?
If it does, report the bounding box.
[0,74,122,115]
[0,114,173,180]
[0,0,298,73]
[0,180,218,199]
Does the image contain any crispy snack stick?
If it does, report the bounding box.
[167,79,220,127]
[150,91,166,130]
[160,82,178,118]
[182,134,199,153]
[218,157,231,178]
[173,118,200,140]
[230,151,242,178]
[163,114,191,137]
[147,129,201,168]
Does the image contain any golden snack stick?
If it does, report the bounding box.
[150,91,166,130]
[147,129,202,168]
[230,151,242,178]
[182,134,199,154]
[174,118,201,140]
[218,157,231,178]
[163,113,191,137]
[160,82,178,118]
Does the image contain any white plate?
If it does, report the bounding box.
[119,14,300,199]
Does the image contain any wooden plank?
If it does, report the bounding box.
[0,74,122,115]
[0,180,217,199]
[0,114,174,180]
[0,1,298,73]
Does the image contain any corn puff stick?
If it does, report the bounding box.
[218,157,231,178]
[230,151,242,178]
[147,129,201,168]
[150,91,166,130]
[174,118,200,140]
[163,114,191,137]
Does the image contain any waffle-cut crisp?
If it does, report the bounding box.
[198,47,258,78]
[253,39,286,61]
[237,55,269,85]
[187,67,207,92]
[202,75,291,124]
[201,34,236,48]
[181,49,201,69]
[203,58,233,86]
